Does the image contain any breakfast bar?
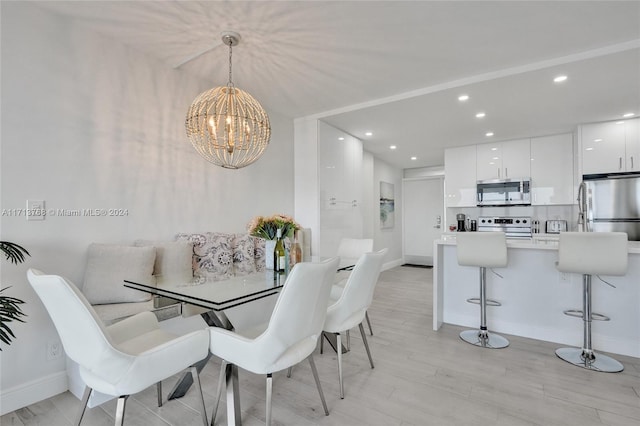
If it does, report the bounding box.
[433,235,640,357]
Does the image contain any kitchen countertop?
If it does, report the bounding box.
[436,232,640,254]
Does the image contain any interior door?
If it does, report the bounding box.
[403,177,444,266]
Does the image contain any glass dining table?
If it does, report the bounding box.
[124,258,356,426]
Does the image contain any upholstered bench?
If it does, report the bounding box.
[79,232,266,325]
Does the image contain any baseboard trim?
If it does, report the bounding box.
[382,258,403,271]
[0,371,68,415]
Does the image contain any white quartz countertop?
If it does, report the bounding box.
[436,232,640,254]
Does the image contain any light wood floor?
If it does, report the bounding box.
[3,266,639,426]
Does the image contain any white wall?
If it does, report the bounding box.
[0,3,294,412]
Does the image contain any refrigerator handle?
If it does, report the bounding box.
[586,188,594,232]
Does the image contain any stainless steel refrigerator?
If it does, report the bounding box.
[578,173,640,241]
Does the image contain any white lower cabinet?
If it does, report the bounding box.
[530,133,574,205]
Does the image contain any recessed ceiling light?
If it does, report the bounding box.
[594,138,603,142]
[338,137,345,141]
[486,132,494,137]
[586,147,594,151]
[491,147,498,151]
[390,145,397,150]
[476,112,486,118]
[410,156,417,161]
[458,94,469,102]
[623,112,635,118]
[492,157,499,160]
[365,132,373,136]
[553,75,568,83]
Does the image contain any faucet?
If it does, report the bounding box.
[577,181,588,232]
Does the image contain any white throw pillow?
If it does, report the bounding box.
[134,240,194,284]
[83,243,156,304]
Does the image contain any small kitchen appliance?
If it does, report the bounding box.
[476,178,531,207]
[456,213,466,232]
[545,220,568,234]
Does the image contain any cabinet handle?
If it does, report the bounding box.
[632,156,635,169]
[505,167,508,178]
[620,157,623,170]
[497,167,500,178]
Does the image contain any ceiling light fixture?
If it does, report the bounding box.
[553,75,568,83]
[390,145,397,150]
[623,112,635,118]
[338,137,345,141]
[185,31,271,169]
[410,156,417,160]
[365,132,373,136]
[458,95,469,102]
[476,112,486,118]
[486,132,494,137]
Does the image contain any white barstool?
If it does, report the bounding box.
[457,232,509,349]
[555,232,628,372]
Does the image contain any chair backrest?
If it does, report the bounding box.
[557,232,628,276]
[337,238,373,260]
[260,257,339,359]
[26,269,126,374]
[325,248,387,331]
[456,232,508,268]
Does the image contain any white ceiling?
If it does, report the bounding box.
[35,1,640,169]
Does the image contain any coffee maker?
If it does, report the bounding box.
[456,213,466,232]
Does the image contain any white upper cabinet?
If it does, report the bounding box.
[476,138,531,181]
[530,133,574,205]
[581,118,639,175]
[625,118,639,172]
[444,145,477,207]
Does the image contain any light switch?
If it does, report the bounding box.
[26,199,45,221]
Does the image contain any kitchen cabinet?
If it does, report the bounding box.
[530,133,574,205]
[581,118,639,174]
[444,145,477,207]
[476,138,531,181]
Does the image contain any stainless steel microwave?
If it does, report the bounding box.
[477,178,531,207]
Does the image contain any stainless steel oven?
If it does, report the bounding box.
[477,216,532,239]
[477,178,531,207]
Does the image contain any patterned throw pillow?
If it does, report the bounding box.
[232,234,256,276]
[253,236,266,272]
[176,232,233,282]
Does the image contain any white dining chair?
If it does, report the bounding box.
[336,238,375,336]
[322,248,387,399]
[26,269,210,426]
[208,257,339,426]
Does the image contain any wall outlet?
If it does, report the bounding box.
[26,199,45,221]
[46,341,63,360]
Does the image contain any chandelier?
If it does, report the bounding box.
[185,31,271,169]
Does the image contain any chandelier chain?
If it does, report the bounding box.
[227,40,234,88]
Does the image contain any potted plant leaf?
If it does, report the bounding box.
[0,241,29,350]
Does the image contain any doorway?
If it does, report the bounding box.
[402,177,444,266]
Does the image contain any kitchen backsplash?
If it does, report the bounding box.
[447,205,577,232]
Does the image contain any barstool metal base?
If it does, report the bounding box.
[555,347,623,372]
[460,330,509,349]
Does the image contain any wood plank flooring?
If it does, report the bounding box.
[3,266,639,425]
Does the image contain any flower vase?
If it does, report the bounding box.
[265,239,276,270]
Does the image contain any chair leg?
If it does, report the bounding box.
[74,386,92,426]
[359,323,375,369]
[156,382,163,407]
[365,311,374,336]
[266,373,273,426]
[337,333,344,399]
[114,395,128,426]
[190,366,209,426]
[320,332,324,354]
[211,360,226,426]
[346,330,351,351]
[286,366,293,378]
[308,355,329,415]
